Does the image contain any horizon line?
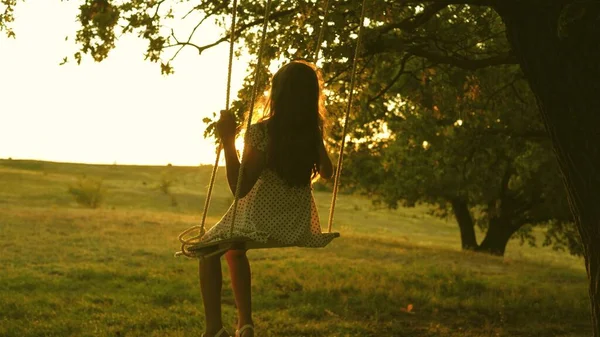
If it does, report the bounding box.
[0,158,220,168]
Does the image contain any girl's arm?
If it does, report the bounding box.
[222,138,265,198]
[318,139,334,180]
[218,111,265,198]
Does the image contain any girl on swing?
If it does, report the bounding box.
[198,60,338,337]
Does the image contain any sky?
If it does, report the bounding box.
[0,1,252,166]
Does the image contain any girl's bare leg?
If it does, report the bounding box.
[225,249,254,336]
[199,253,228,336]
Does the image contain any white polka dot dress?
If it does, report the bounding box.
[199,122,338,248]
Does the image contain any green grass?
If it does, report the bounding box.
[0,159,591,336]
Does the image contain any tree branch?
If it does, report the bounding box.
[435,118,548,140]
[364,34,517,70]
[482,128,549,140]
[168,7,217,61]
[325,63,354,86]
[475,76,521,110]
[408,46,517,69]
[498,162,513,204]
[462,140,480,184]
[367,54,413,103]
[165,8,295,56]
[152,0,165,19]
[379,3,448,34]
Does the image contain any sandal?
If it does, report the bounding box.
[235,324,254,337]
[202,327,230,337]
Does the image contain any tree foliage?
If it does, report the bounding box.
[344,60,577,255]
[0,0,18,38]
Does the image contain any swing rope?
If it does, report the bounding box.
[313,0,330,63]
[203,0,239,236]
[177,0,239,256]
[229,0,273,236]
[327,0,368,232]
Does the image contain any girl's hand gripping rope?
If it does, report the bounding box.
[216,110,237,144]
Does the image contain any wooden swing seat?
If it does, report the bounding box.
[180,233,340,258]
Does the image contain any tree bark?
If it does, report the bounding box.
[586,240,600,335]
[496,2,600,335]
[475,217,517,256]
[450,198,478,250]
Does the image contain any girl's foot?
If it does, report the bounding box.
[235,324,254,337]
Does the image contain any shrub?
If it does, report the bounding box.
[158,171,178,207]
[68,176,105,208]
[158,173,174,195]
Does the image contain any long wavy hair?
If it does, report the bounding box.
[264,60,326,187]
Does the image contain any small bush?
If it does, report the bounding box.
[158,171,178,207]
[158,174,174,195]
[68,176,105,208]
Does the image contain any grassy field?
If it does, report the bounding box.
[0,159,592,337]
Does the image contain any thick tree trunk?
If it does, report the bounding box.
[450,198,478,250]
[475,218,516,256]
[496,3,600,335]
[586,240,600,334]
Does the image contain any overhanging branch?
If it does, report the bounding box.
[367,54,413,103]
[482,128,549,140]
[379,3,448,34]
[165,8,296,55]
[364,35,517,70]
[408,46,517,69]
[434,118,548,140]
